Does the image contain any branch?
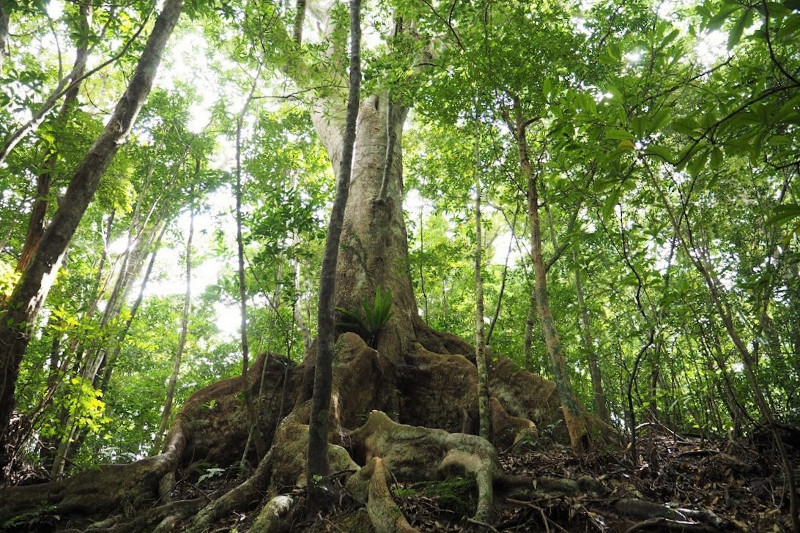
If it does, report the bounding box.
[674,81,800,168]
[294,0,307,44]
[544,204,581,273]
[418,0,464,50]
[0,9,153,165]
[762,1,798,84]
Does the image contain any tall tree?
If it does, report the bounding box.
[306,0,362,509]
[473,126,490,441]
[0,0,185,474]
[152,195,195,455]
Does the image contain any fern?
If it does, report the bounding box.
[336,286,393,347]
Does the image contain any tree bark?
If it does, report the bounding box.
[306,0,362,511]
[573,249,609,424]
[474,132,490,441]
[153,201,194,456]
[510,99,588,451]
[312,90,415,354]
[0,3,8,71]
[0,0,185,476]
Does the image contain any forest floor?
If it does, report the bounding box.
[167,423,797,533]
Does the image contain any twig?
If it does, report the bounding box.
[466,517,500,532]
[506,498,570,532]
[626,517,720,532]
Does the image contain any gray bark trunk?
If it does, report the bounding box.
[312,92,416,357]
[0,3,8,71]
[573,250,609,424]
[474,151,490,441]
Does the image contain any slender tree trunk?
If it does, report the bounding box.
[0,3,8,71]
[293,258,312,354]
[16,3,91,273]
[235,72,267,460]
[573,249,609,424]
[473,131,490,441]
[306,0,361,512]
[523,291,537,370]
[152,204,194,455]
[418,204,429,323]
[486,207,518,345]
[510,100,588,451]
[0,0,184,475]
[99,222,168,393]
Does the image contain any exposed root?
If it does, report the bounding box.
[347,456,418,533]
[249,494,296,533]
[349,410,499,523]
[616,498,729,532]
[186,447,275,533]
[0,329,593,532]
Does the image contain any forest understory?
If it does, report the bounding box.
[1,330,797,533]
[180,424,799,533]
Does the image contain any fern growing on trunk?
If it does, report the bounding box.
[336,286,393,348]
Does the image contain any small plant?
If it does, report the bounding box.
[336,285,393,347]
[394,477,476,518]
[198,466,226,483]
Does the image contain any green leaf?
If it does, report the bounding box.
[645,145,676,163]
[688,148,709,177]
[766,204,800,226]
[661,28,680,47]
[710,146,724,169]
[728,8,752,50]
[707,7,738,31]
[602,187,622,222]
[671,118,699,136]
[605,128,634,140]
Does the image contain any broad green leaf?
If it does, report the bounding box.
[728,8,752,49]
[766,205,800,226]
[671,118,699,136]
[707,7,738,30]
[602,186,622,221]
[710,146,724,168]
[688,148,709,177]
[645,145,676,162]
[605,128,634,140]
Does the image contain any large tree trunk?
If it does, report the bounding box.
[311,91,417,359]
[0,0,185,478]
